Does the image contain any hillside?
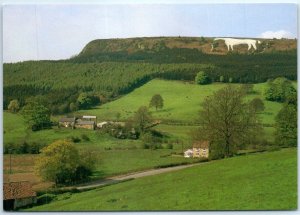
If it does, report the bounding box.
[26,148,297,211]
[78,79,282,125]
[3,80,284,151]
[78,36,297,57]
[3,36,297,113]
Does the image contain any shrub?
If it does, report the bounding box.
[195,71,210,85]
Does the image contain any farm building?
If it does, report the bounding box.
[184,149,193,158]
[193,141,209,158]
[75,120,95,130]
[82,115,97,123]
[58,117,76,128]
[3,181,37,211]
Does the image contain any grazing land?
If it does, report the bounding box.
[78,79,282,125]
[26,148,297,211]
[3,36,297,211]
[3,79,286,190]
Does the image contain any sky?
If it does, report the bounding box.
[3,3,298,62]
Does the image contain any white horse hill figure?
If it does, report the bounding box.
[214,38,261,51]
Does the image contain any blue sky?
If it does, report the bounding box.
[3,3,297,62]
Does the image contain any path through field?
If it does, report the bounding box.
[75,162,206,190]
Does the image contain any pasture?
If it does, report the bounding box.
[3,79,288,191]
[78,79,282,125]
[26,148,297,211]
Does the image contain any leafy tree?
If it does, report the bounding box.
[77,93,92,109]
[75,149,97,181]
[195,71,210,85]
[8,99,20,113]
[149,94,164,111]
[133,106,153,133]
[265,77,296,102]
[196,85,262,158]
[229,77,233,83]
[274,93,297,147]
[35,140,96,185]
[249,98,265,112]
[21,102,51,131]
[35,140,80,185]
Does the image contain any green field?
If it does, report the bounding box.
[3,79,287,181]
[27,148,297,211]
[78,79,282,124]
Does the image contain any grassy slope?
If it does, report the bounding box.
[4,80,282,146]
[79,79,282,124]
[3,80,287,180]
[27,148,297,211]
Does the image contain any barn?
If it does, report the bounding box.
[3,181,37,210]
[58,117,76,128]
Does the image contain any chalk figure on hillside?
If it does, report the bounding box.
[214,38,261,51]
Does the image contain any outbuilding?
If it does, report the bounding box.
[58,117,76,128]
[3,181,37,211]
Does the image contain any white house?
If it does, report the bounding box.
[184,149,193,158]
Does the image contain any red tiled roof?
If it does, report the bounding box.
[3,181,36,200]
[193,141,209,148]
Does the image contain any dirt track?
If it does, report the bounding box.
[75,162,205,190]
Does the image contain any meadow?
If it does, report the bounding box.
[3,79,287,190]
[26,148,297,211]
[78,79,282,124]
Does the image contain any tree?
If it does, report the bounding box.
[133,106,153,133]
[196,85,262,158]
[77,93,92,109]
[249,98,265,112]
[21,102,51,131]
[35,140,96,185]
[8,99,20,113]
[265,77,296,102]
[274,93,297,147]
[149,94,164,111]
[35,140,79,185]
[195,71,210,85]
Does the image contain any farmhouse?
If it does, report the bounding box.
[193,141,209,158]
[59,116,97,130]
[58,117,76,128]
[3,181,37,211]
[75,120,95,130]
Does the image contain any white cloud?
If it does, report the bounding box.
[259,30,295,39]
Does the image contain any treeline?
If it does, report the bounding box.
[3,62,211,111]
[71,48,297,82]
[4,49,297,113]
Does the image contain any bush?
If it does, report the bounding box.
[195,71,211,85]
